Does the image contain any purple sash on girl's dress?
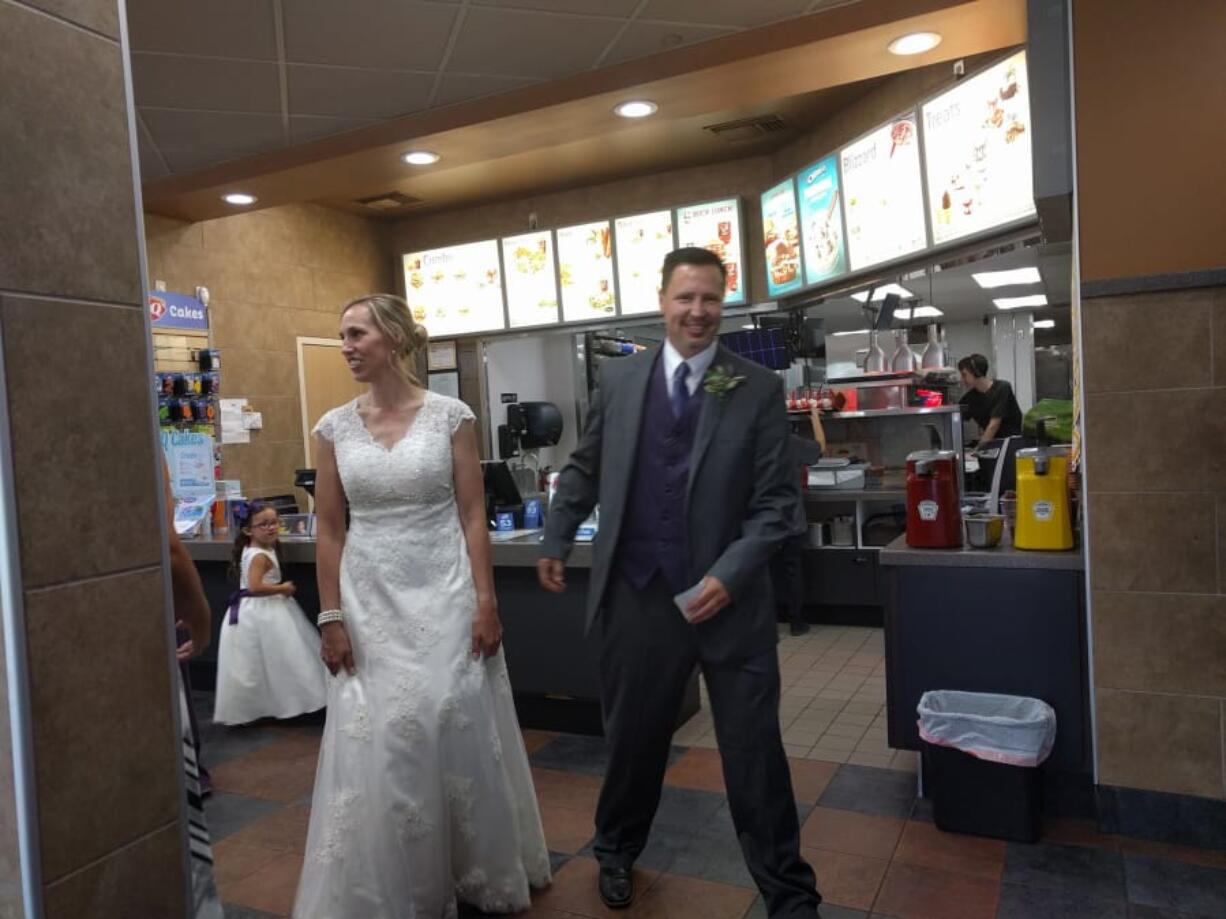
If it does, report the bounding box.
[225,588,253,625]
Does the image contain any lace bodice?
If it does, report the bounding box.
[239,546,280,589]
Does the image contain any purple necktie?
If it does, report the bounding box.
[671,361,691,418]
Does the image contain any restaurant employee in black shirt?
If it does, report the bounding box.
[958,353,1023,442]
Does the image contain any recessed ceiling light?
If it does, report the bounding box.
[222,192,257,206]
[910,305,944,318]
[972,267,1042,288]
[1034,319,1056,329]
[888,31,942,56]
[851,284,913,303]
[402,150,440,166]
[994,294,1049,310]
[614,100,658,119]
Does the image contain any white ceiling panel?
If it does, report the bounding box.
[127,0,278,60]
[446,7,624,78]
[281,0,460,69]
[469,0,640,15]
[289,115,384,145]
[140,109,286,157]
[287,65,435,118]
[431,73,543,108]
[640,0,813,29]
[131,55,282,113]
[602,20,737,66]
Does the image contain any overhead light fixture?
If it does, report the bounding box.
[972,267,1042,288]
[614,100,657,119]
[402,150,440,166]
[222,192,257,206]
[994,294,1049,310]
[888,31,942,56]
[851,284,913,303]
[741,323,756,330]
[910,305,944,318]
[1034,319,1056,329]
[831,330,869,337]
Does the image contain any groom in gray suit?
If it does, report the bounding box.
[538,247,822,918]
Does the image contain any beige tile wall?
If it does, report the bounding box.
[0,0,187,915]
[1082,286,1226,800]
[146,205,394,502]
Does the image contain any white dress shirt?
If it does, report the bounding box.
[661,339,718,401]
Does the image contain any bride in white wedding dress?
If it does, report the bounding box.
[293,294,550,919]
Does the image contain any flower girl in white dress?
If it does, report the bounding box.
[213,503,328,725]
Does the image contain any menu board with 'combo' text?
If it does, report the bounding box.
[556,221,617,321]
[614,210,675,315]
[501,231,560,328]
[840,112,927,271]
[923,50,1034,245]
[674,198,745,305]
[403,242,506,337]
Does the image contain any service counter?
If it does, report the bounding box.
[183,533,698,735]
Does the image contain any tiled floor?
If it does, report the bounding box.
[195,626,1226,919]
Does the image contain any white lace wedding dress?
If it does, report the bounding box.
[294,391,550,919]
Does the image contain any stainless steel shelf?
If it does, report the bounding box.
[787,405,961,420]
[805,489,905,502]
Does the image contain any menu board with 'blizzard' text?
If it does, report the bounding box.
[556,221,617,322]
[923,50,1035,245]
[403,242,506,337]
[501,231,560,328]
[840,112,927,271]
[797,155,847,286]
[614,210,675,315]
[674,198,745,305]
[760,178,803,297]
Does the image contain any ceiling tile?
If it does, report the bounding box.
[289,115,383,145]
[127,0,277,60]
[469,0,639,15]
[447,7,624,79]
[158,148,260,174]
[282,0,459,69]
[131,54,281,113]
[639,0,812,29]
[136,137,170,180]
[140,109,285,159]
[602,20,736,66]
[432,73,542,108]
[287,65,434,118]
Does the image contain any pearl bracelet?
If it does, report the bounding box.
[317,609,344,627]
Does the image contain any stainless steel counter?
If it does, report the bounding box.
[181,530,593,568]
[878,533,1084,571]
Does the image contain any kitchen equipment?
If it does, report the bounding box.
[1014,442,1073,550]
[830,515,855,546]
[921,324,945,369]
[808,521,828,547]
[906,449,963,548]
[965,514,1004,548]
[808,459,868,490]
[1000,493,1017,534]
[865,330,888,372]
[891,329,917,371]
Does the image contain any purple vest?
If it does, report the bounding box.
[616,356,704,594]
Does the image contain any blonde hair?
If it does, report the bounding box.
[341,294,428,386]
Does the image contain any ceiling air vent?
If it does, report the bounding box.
[702,114,790,144]
[354,191,423,211]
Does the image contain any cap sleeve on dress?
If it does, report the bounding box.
[312,408,337,442]
[448,398,476,435]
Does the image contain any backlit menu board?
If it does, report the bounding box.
[923,50,1035,245]
[760,178,802,297]
[674,198,745,305]
[556,221,617,321]
[614,210,675,315]
[501,231,560,328]
[797,155,847,285]
[840,112,927,271]
[402,241,505,337]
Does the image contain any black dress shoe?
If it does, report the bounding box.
[597,865,634,909]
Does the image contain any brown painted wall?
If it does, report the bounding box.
[1073,1,1226,281]
[0,0,186,914]
[146,205,394,502]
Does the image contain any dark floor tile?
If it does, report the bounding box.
[1124,855,1226,917]
[1003,842,1126,902]
[199,722,284,767]
[1128,904,1218,919]
[548,850,571,875]
[910,797,935,824]
[1098,785,1226,850]
[996,883,1127,919]
[669,812,756,888]
[744,895,864,919]
[818,765,916,820]
[204,793,284,842]
[223,906,282,919]
[529,734,687,776]
[652,785,728,832]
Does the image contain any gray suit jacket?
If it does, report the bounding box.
[540,345,797,662]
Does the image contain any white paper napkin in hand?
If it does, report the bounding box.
[673,581,705,623]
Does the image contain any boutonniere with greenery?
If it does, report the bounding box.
[703,364,746,402]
